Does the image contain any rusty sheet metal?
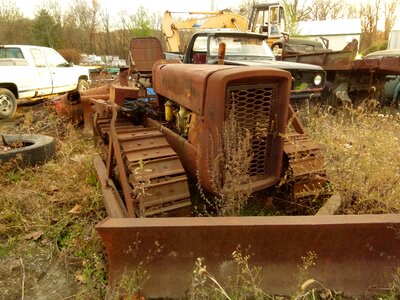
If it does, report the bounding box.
[109,85,139,106]
[153,65,292,194]
[193,66,291,193]
[80,84,111,96]
[80,95,109,135]
[130,37,164,74]
[285,51,400,74]
[146,117,199,180]
[283,51,354,70]
[128,156,187,181]
[152,64,236,114]
[93,155,127,217]
[97,214,400,298]
[353,56,400,74]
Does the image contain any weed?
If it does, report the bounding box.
[198,105,253,216]
[228,246,269,299]
[188,257,232,300]
[132,159,152,217]
[296,251,317,288]
[0,238,16,259]
[107,235,163,299]
[188,247,271,300]
[304,106,400,214]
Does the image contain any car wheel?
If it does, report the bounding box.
[77,79,90,92]
[0,88,17,119]
[321,81,338,107]
[0,134,56,167]
[271,43,282,56]
[396,93,400,110]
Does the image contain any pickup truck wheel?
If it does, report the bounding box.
[0,88,17,119]
[77,79,89,92]
[0,134,56,167]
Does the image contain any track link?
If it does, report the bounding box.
[97,118,191,217]
[283,133,331,213]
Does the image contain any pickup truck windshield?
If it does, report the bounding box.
[208,36,275,59]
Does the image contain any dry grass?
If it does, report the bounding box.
[303,106,400,214]
[0,108,107,299]
[2,101,400,298]
[201,107,253,216]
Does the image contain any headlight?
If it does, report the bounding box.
[313,74,323,86]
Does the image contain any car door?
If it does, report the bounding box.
[42,47,77,94]
[29,48,53,96]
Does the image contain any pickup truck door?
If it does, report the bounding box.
[30,48,53,96]
[42,48,78,94]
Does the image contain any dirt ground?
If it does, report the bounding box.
[0,102,83,300]
[0,239,78,300]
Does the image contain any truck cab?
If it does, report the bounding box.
[183,30,326,101]
[0,45,90,118]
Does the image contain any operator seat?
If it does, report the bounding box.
[129,36,164,84]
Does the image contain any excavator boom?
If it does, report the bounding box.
[162,10,247,52]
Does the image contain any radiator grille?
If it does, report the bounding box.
[226,83,276,177]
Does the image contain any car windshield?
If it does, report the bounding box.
[208,35,275,60]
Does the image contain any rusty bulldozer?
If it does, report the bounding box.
[71,38,400,298]
[92,64,330,217]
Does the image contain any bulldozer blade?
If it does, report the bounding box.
[96,214,400,299]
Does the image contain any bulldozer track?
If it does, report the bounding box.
[97,117,191,217]
[95,110,329,216]
[283,132,331,212]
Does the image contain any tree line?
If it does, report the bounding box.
[0,0,398,63]
[0,0,161,62]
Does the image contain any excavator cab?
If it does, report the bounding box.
[248,3,285,45]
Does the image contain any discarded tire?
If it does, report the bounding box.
[0,134,56,167]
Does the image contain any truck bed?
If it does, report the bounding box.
[282,50,400,74]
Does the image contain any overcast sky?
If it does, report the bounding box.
[14,0,246,19]
[12,0,400,29]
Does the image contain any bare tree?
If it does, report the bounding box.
[383,0,400,39]
[360,0,381,49]
[98,8,112,54]
[65,0,100,54]
[283,0,309,34]
[232,0,254,17]
[304,0,357,20]
[0,0,33,44]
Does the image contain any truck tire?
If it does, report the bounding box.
[0,88,17,119]
[271,43,282,56]
[0,134,56,167]
[77,79,89,92]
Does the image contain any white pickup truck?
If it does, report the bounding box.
[0,45,90,118]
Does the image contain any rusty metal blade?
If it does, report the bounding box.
[96,215,400,298]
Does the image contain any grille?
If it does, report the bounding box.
[226,83,276,177]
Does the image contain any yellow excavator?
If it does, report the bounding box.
[162,3,322,55]
[162,10,247,52]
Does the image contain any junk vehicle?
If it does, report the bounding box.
[247,2,331,55]
[246,2,400,106]
[87,38,400,298]
[161,8,326,103]
[177,30,326,101]
[364,48,400,107]
[94,39,330,218]
[0,45,90,118]
[280,41,400,106]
